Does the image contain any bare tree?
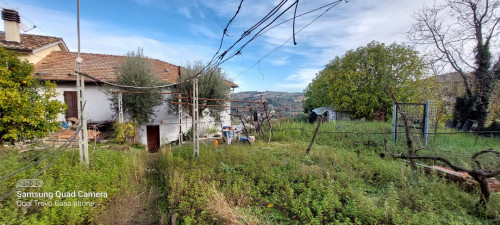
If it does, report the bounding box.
[409,0,500,128]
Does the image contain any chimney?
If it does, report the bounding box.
[2,9,21,43]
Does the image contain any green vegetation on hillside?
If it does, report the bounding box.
[231,91,305,118]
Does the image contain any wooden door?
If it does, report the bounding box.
[64,91,78,119]
[147,125,160,152]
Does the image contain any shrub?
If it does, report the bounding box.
[113,121,137,144]
[0,48,66,143]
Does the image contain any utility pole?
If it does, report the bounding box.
[76,0,89,165]
[118,92,124,123]
[192,78,199,157]
[289,98,292,118]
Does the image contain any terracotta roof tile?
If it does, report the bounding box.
[225,80,239,88]
[0,32,65,52]
[34,51,180,83]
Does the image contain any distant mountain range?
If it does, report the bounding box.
[231,91,305,118]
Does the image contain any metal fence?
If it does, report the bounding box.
[392,100,438,147]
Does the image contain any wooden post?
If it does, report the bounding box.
[306,113,324,155]
[262,101,273,142]
[389,88,416,170]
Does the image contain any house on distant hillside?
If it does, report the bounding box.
[0,9,237,151]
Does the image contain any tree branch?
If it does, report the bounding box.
[472,149,500,170]
[392,154,472,174]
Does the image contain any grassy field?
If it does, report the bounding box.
[0,143,159,224]
[155,121,500,224]
[274,120,500,171]
[0,120,499,224]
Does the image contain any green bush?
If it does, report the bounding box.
[112,121,137,144]
[0,48,66,143]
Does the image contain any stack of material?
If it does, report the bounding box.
[45,129,102,144]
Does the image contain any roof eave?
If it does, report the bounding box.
[32,40,69,53]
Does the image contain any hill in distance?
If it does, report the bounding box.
[231,91,305,118]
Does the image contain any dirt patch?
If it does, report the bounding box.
[208,185,259,225]
[94,150,167,225]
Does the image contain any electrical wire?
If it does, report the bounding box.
[0,0,52,36]
[0,128,80,201]
[235,0,343,78]
[0,127,80,182]
[209,0,245,65]
[79,1,345,92]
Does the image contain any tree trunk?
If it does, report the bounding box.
[472,174,491,207]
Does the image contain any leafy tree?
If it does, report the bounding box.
[176,61,230,122]
[409,0,500,128]
[303,41,426,120]
[0,48,66,143]
[112,49,164,125]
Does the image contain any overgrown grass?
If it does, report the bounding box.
[1,120,499,224]
[274,120,500,172]
[0,143,145,225]
[158,121,500,224]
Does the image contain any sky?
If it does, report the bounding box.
[1,0,430,92]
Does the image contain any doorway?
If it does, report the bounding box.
[63,91,78,119]
[147,125,160,152]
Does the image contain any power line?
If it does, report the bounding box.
[79,1,345,90]
[235,0,343,79]
[209,0,245,65]
[216,0,299,67]
[256,0,344,40]
[77,1,293,89]
[0,130,79,201]
[75,71,199,89]
[207,0,293,69]
[0,128,80,182]
[0,0,52,36]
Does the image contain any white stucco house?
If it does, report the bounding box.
[0,9,237,152]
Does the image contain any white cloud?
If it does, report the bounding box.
[270,56,289,65]
[189,24,218,39]
[0,2,214,66]
[178,7,192,19]
[277,68,320,91]
[2,0,451,92]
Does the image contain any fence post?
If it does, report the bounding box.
[423,100,430,147]
[392,101,397,142]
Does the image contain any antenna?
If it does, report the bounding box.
[19,22,35,32]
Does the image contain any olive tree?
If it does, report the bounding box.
[111,49,164,125]
[176,61,230,122]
